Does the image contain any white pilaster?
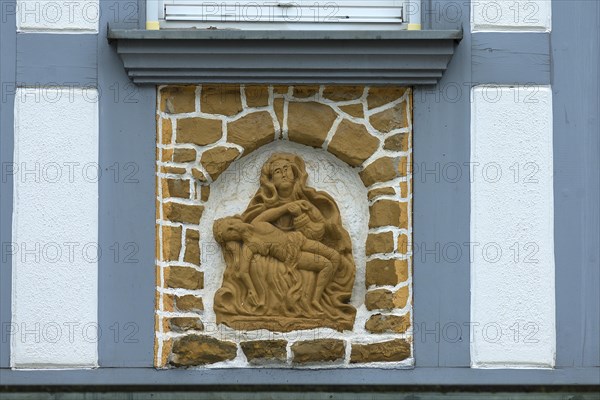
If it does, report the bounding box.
[16,0,99,33]
[12,87,98,368]
[471,0,551,32]
[470,85,555,368]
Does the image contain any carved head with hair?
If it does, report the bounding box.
[254,153,307,207]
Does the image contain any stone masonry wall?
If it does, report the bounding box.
[155,85,413,368]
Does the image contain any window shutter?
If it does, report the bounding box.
[160,0,406,30]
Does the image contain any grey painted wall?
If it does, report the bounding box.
[0,0,17,370]
[413,0,471,368]
[552,0,600,368]
[0,0,598,385]
[96,0,156,367]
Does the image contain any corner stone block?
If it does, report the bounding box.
[183,229,200,264]
[176,117,222,146]
[161,225,182,261]
[161,166,186,175]
[365,288,395,310]
[172,148,197,163]
[166,266,204,290]
[399,155,411,177]
[245,85,270,107]
[161,119,173,145]
[169,317,204,333]
[366,231,395,255]
[273,98,284,132]
[367,286,408,310]
[175,295,204,312]
[360,157,400,187]
[291,339,346,364]
[322,85,364,101]
[399,181,409,198]
[200,146,240,181]
[272,85,289,95]
[162,292,175,313]
[241,340,288,364]
[292,85,319,98]
[200,185,210,202]
[200,85,243,116]
[393,286,410,309]
[399,201,409,230]
[370,100,409,133]
[367,87,407,110]
[155,224,160,260]
[339,104,364,119]
[158,339,173,368]
[160,86,197,114]
[161,148,174,163]
[227,111,275,155]
[170,335,237,366]
[287,102,337,148]
[366,258,408,287]
[369,199,401,228]
[397,233,409,254]
[161,178,191,199]
[367,187,396,201]
[163,202,204,225]
[350,339,411,363]
[328,120,379,167]
[383,132,409,152]
[365,312,411,334]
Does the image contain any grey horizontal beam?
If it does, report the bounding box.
[471,32,550,85]
[1,390,599,400]
[118,41,455,55]
[108,29,463,41]
[108,28,461,85]
[16,33,97,86]
[1,367,599,386]
[131,77,440,85]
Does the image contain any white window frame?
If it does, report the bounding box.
[156,0,409,30]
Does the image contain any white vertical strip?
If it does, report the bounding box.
[12,87,98,368]
[16,0,99,33]
[470,85,555,368]
[471,0,551,32]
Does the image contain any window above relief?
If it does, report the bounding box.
[158,0,407,30]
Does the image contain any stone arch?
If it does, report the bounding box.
[155,84,413,368]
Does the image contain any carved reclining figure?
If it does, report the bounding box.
[214,215,342,312]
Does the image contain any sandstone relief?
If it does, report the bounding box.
[213,153,357,332]
[155,85,414,368]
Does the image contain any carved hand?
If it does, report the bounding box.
[288,200,312,216]
[288,202,302,216]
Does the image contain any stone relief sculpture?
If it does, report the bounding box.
[213,153,357,332]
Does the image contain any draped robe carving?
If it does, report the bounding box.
[213,153,357,332]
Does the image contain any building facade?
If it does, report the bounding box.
[0,0,598,393]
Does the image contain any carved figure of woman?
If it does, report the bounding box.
[213,153,356,332]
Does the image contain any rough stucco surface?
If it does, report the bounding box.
[470,86,555,368]
[16,0,99,32]
[471,0,551,32]
[12,88,98,368]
